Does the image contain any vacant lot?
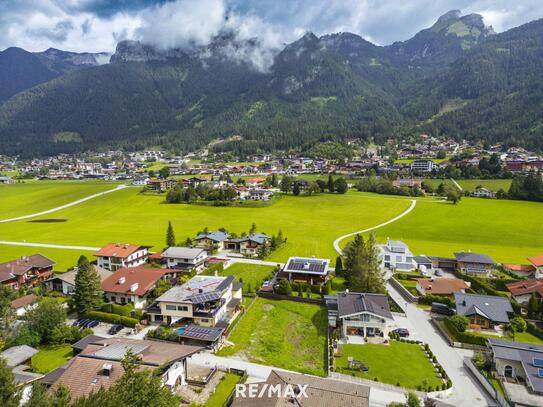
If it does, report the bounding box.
[0,188,409,263]
[0,181,119,220]
[32,344,73,374]
[335,342,443,389]
[217,298,327,376]
[219,263,276,292]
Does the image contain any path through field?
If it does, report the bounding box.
[450,178,463,191]
[0,184,127,224]
[332,199,417,254]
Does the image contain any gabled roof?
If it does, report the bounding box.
[528,255,543,267]
[336,292,393,320]
[101,267,169,296]
[416,278,469,295]
[454,293,513,323]
[0,254,55,282]
[194,231,229,242]
[506,279,543,297]
[161,246,206,260]
[46,265,113,286]
[227,233,270,245]
[10,294,38,310]
[0,345,38,368]
[454,252,495,265]
[283,257,331,276]
[94,243,149,258]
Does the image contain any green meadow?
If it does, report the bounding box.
[424,178,512,191]
[0,244,94,271]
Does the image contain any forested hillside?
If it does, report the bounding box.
[1,10,542,156]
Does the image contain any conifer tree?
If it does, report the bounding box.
[328,175,334,193]
[73,256,102,315]
[166,221,176,247]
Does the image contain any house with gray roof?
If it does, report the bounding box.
[454,293,513,329]
[380,239,415,271]
[0,345,38,369]
[278,256,331,285]
[224,233,271,256]
[454,252,495,277]
[45,265,113,295]
[488,339,543,405]
[325,292,393,338]
[194,231,229,251]
[161,247,208,272]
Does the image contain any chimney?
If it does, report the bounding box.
[199,288,203,293]
[102,364,113,376]
[118,277,126,284]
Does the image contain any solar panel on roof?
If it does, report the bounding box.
[538,368,543,378]
[534,358,543,367]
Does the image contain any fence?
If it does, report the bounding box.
[463,358,511,407]
[389,277,418,303]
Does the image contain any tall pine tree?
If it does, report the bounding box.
[343,233,385,294]
[327,175,334,193]
[73,256,102,316]
[166,221,176,247]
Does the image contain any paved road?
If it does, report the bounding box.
[0,240,99,251]
[228,257,284,268]
[333,199,417,254]
[0,184,127,224]
[387,282,494,407]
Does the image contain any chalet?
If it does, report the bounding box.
[45,266,113,295]
[380,240,415,270]
[415,277,469,298]
[506,279,543,305]
[224,233,270,256]
[160,247,208,272]
[528,254,543,279]
[194,231,229,251]
[454,252,495,277]
[454,293,514,329]
[487,339,543,404]
[43,337,202,399]
[471,187,496,198]
[94,243,150,271]
[410,160,437,173]
[146,275,242,335]
[278,257,331,285]
[502,263,536,278]
[10,294,38,316]
[147,178,177,192]
[0,254,55,289]
[326,292,393,338]
[392,179,422,188]
[247,188,273,201]
[0,345,38,369]
[101,267,174,308]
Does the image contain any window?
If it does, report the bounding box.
[166,305,176,311]
[200,318,209,323]
[384,255,390,261]
[177,306,188,311]
[504,365,514,378]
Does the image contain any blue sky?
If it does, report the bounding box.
[1,0,542,53]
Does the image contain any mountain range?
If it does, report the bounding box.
[0,10,542,157]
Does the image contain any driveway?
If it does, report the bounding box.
[387,282,494,407]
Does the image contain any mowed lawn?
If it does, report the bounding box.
[0,181,119,220]
[335,342,443,389]
[0,188,410,263]
[360,196,543,264]
[424,178,512,192]
[205,373,242,407]
[218,298,328,376]
[0,244,94,271]
[220,263,276,292]
[32,344,73,374]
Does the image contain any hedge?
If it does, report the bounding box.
[527,322,543,341]
[85,311,138,328]
[418,294,454,307]
[101,302,134,317]
[452,270,505,297]
[443,317,487,346]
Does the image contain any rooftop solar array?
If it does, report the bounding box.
[534,358,543,367]
[189,290,222,304]
[538,368,543,378]
[92,343,149,360]
[179,326,224,342]
[284,257,330,275]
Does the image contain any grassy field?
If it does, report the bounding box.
[32,344,73,374]
[477,331,543,345]
[0,244,93,271]
[335,342,443,389]
[205,373,242,407]
[0,180,119,220]
[423,178,512,192]
[0,188,409,263]
[358,196,543,264]
[217,298,327,376]
[221,263,276,292]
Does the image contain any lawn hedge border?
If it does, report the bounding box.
[85,311,138,328]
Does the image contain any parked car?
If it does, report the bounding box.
[108,324,123,335]
[392,328,410,338]
[434,270,443,276]
[431,302,455,316]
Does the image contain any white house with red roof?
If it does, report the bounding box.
[528,254,543,279]
[94,243,151,271]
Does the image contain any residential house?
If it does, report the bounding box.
[1,345,42,403]
[487,339,543,405]
[471,187,496,198]
[224,233,270,256]
[410,160,437,172]
[392,179,422,189]
[506,279,543,305]
[132,175,149,186]
[0,176,14,184]
[45,266,113,295]
[380,240,415,270]
[94,243,150,271]
[101,267,173,308]
[502,263,536,278]
[246,188,273,201]
[146,275,242,330]
[278,257,331,285]
[160,247,208,272]
[528,254,543,279]
[231,370,370,407]
[428,256,457,271]
[147,178,177,192]
[43,337,202,399]
[0,254,55,289]
[0,345,38,369]
[10,294,38,316]
[454,293,514,329]
[413,255,433,272]
[194,231,229,251]
[415,278,469,298]
[325,292,393,338]
[454,252,495,277]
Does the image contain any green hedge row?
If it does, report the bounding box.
[527,322,543,341]
[443,317,487,346]
[100,302,134,317]
[418,294,454,308]
[452,270,505,297]
[86,311,139,328]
